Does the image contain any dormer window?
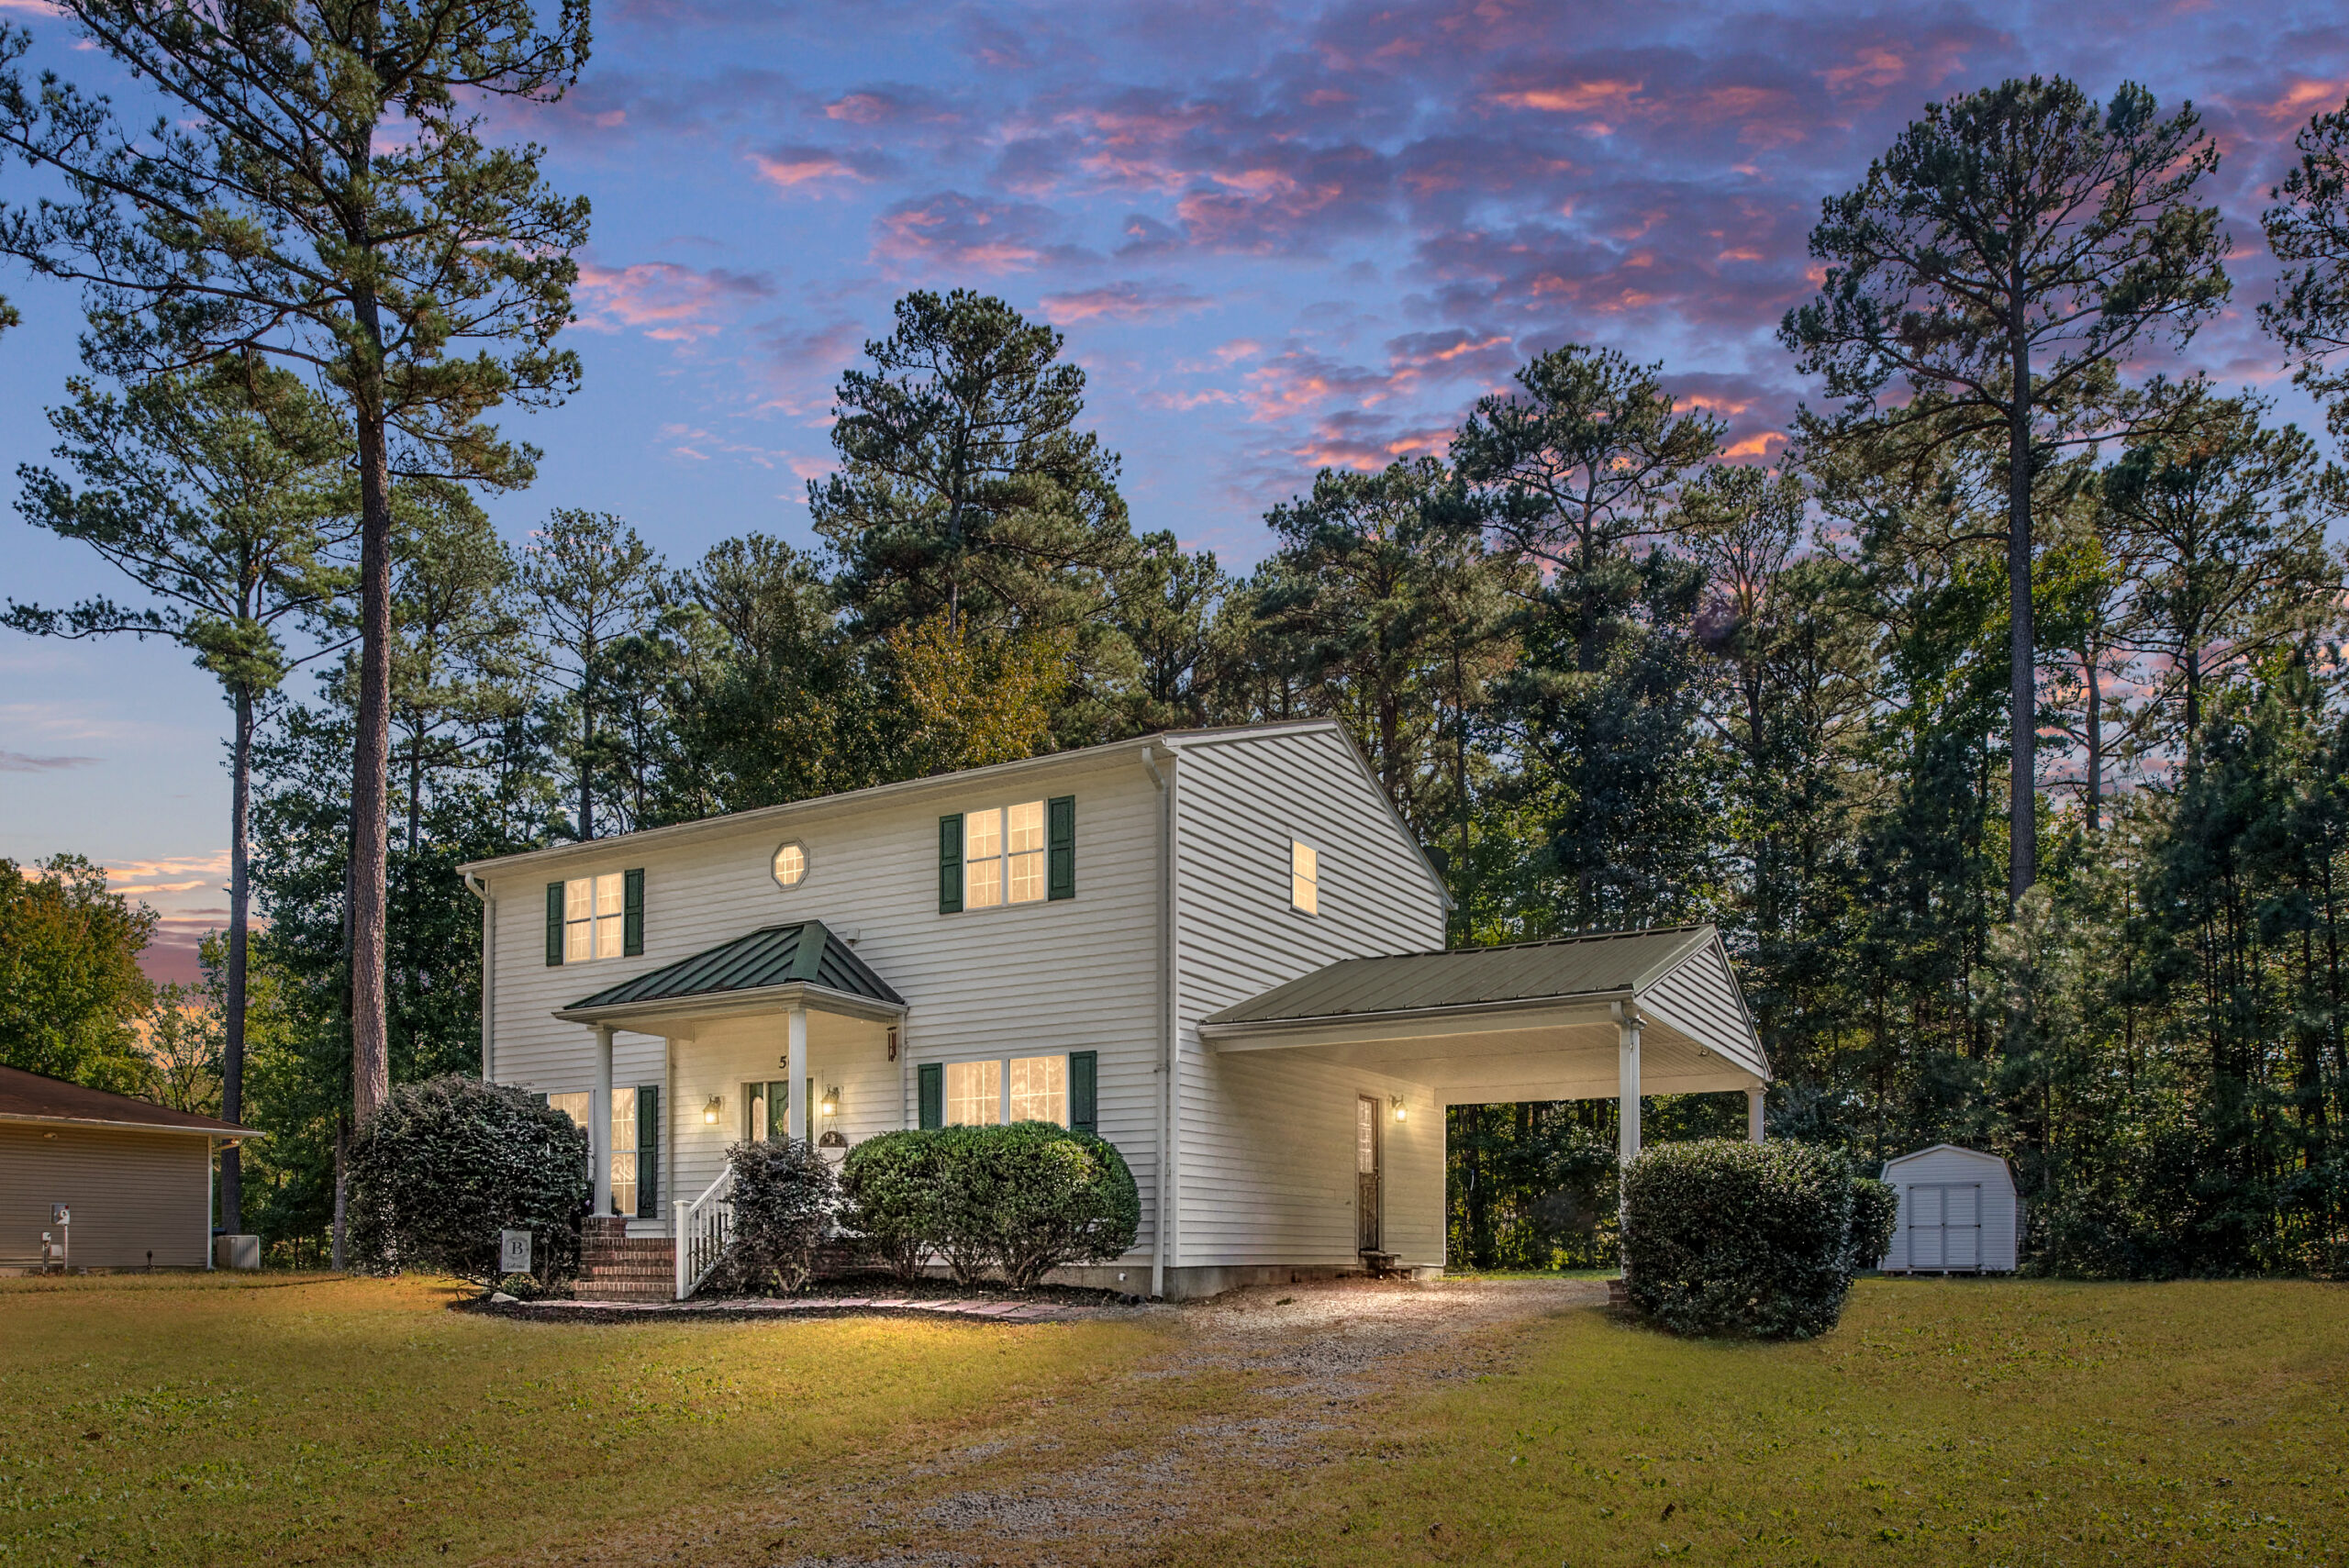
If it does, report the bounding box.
[1290,840,1319,916]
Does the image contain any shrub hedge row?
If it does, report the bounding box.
[1621,1139,1890,1340]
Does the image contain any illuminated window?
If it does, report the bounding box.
[1290,840,1319,916]
[963,800,1047,910]
[564,872,625,960]
[946,1059,1003,1126]
[609,1086,639,1216]
[1008,1054,1066,1124]
[772,841,807,888]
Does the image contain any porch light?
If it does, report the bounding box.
[1390,1096,1407,1123]
[820,1086,841,1117]
[704,1095,723,1126]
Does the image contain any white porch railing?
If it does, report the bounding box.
[673,1165,734,1301]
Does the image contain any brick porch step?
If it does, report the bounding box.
[577,1218,676,1302]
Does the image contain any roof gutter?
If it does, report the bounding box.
[2,1110,265,1139]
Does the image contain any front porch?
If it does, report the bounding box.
[555,921,906,1296]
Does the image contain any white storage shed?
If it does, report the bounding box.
[1876,1143,2020,1273]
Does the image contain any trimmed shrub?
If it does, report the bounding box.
[1620,1139,1873,1340]
[719,1137,836,1294]
[941,1121,1141,1289]
[346,1073,587,1291]
[1848,1176,1899,1272]
[838,1129,945,1283]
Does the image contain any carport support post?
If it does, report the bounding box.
[593,1025,614,1218]
[1616,1004,1641,1274]
[1746,1087,1765,1143]
[786,1006,808,1142]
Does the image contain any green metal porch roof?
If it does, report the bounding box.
[565,920,903,1013]
[1200,924,1715,1027]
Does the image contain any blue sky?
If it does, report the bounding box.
[3,0,2345,979]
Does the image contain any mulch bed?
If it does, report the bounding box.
[461,1275,1149,1326]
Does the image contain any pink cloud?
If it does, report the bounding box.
[1039,279,1210,322]
[575,261,775,341]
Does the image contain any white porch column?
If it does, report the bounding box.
[1616,1008,1642,1166]
[785,1006,808,1142]
[1746,1087,1766,1143]
[592,1024,615,1218]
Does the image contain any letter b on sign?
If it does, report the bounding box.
[499,1229,532,1274]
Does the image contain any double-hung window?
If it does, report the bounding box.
[963,801,1045,909]
[939,798,1074,913]
[927,1051,1094,1131]
[541,1087,659,1217]
[546,868,643,963]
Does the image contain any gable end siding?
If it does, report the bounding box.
[1168,726,1451,1271]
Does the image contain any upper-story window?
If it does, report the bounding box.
[772,840,808,889]
[1290,840,1319,916]
[939,797,1074,913]
[547,868,643,964]
[566,873,625,960]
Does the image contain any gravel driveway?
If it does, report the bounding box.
[778,1274,1606,1567]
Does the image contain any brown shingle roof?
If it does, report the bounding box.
[0,1064,259,1136]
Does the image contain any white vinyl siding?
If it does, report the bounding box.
[1169,727,1450,1271]
[484,751,1163,1246]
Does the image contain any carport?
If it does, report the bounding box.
[1198,924,1770,1175]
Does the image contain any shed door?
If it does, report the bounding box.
[1907,1183,1983,1271]
[1355,1095,1382,1252]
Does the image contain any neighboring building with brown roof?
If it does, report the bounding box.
[0,1064,258,1271]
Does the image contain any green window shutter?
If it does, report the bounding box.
[532,1092,549,1107]
[622,868,644,956]
[938,814,963,913]
[1048,795,1075,900]
[1069,1051,1097,1135]
[545,882,564,965]
[918,1062,943,1129]
[636,1084,660,1217]
[766,1081,787,1142]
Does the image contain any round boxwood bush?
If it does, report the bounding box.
[839,1129,945,1283]
[941,1121,1141,1289]
[346,1074,588,1291]
[717,1136,836,1294]
[1620,1139,1875,1340]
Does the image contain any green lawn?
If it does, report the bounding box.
[4,1273,2342,1567]
[1166,1277,2349,1566]
[0,1273,1165,1565]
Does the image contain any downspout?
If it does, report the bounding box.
[464,872,495,1080]
[1143,744,1175,1300]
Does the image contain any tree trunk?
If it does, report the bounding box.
[2085,651,2102,834]
[350,311,393,1125]
[2008,328,2036,907]
[221,683,251,1232]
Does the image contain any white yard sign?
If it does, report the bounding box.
[498,1229,532,1274]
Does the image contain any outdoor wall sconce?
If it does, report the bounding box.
[704,1095,723,1125]
[820,1086,841,1117]
[1390,1096,1407,1123]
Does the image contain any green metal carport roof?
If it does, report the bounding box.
[555,920,904,1027]
[1202,924,1716,1026]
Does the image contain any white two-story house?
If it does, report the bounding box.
[459,718,1769,1300]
